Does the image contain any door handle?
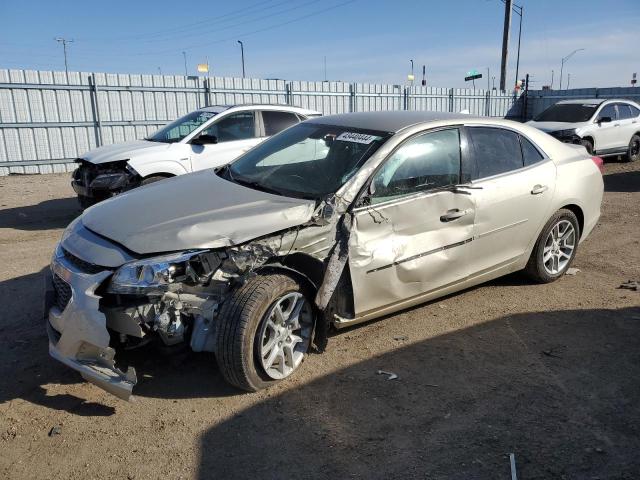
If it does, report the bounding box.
[440,208,470,222]
[614,123,621,127]
[531,184,548,195]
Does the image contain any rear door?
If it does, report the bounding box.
[348,127,476,315]
[465,126,556,275]
[615,103,637,149]
[190,111,260,171]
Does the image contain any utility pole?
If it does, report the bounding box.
[182,51,188,76]
[237,40,245,78]
[551,69,554,89]
[499,0,512,91]
[54,37,73,75]
[323,55,327,81]
[487,67,490,91]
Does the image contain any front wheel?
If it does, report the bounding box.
[216,273,315,391]
[627,134,640,163]
[524,209,580,283]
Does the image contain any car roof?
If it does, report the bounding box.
[306,111,476,133]
[556,98,606,105]
[200,104,320,115]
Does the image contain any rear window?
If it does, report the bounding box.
[262,111,300,136]
[534,103,598,123]
[468,127,523,179]
[520,136,544,166]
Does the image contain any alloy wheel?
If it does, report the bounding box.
[542,219,576,275]
[257,292,313,380]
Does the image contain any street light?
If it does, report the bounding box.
[54,37,73,75]
[408,59,414,85]
[237,40,245,78]
[499,0,523,91]
[560,48,584,90]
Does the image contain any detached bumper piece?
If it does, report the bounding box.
[45,249,137,401]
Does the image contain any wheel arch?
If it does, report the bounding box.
[559,203,584,238]
[258,252,326,295]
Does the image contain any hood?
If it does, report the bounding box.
[81,140,172,165]
[81,170,317,254]
[526,120,589,133]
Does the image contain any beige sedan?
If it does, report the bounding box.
[47,111,604,399]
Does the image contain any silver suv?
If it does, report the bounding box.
[527,98,640,162]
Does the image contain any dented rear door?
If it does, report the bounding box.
[347,127,476,316]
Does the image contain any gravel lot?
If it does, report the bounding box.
[1,160,639,479]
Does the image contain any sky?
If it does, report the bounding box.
[0,0,638,89]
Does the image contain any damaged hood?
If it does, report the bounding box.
[526,120,589,133]
[80,140,172,165]
[81,170,316,254]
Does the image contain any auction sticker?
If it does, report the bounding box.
[336,132,380,144]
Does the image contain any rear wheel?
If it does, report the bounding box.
[627,134,640,163]
[580,138,594,155]
[216,273,315,391]
[524,209,580,283]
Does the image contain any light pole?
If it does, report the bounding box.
[237,40,245,78]
[54,37,73,75]
[182,51,188,76]
[512,2,523,91]
[560,48,584,90]
[409,59,414,85]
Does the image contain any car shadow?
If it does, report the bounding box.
[0,197,80,230]
[197,306,640,479]
[604,169,640,193]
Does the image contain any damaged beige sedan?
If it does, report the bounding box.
[46,111,604,400]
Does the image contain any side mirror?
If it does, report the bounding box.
[191,133,218,145]
[597,116,612,125]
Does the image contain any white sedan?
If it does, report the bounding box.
[71,104,320,206]
[47,111,603,399]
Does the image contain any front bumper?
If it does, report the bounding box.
[46,250,137,401]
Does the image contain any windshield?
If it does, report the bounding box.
[226,123,391,199]
[147,110,217,143]
[534,103,598,123]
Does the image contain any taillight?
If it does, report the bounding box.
[591,156,604,174]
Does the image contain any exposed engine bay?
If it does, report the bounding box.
[71,160,141,207]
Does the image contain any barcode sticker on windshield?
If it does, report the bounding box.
[336,132,380,144]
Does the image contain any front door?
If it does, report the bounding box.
[349,127,476,316]
[465,126,556,275]
[593,103,619,152]
[190,111,262,171]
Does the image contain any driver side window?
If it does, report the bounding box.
[597,104,617,121]
[370,128,461,205]
[202,111,256,143]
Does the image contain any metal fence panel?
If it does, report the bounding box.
[0,68,524,175]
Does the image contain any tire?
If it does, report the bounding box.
[141,174,171,185]
[580,138,594,155]
[627,134,640,163]
[216,273,315,392]
[524,209,580,283]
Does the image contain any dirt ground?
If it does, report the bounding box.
[0,160,639,480]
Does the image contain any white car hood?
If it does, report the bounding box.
[81,170,316,255]
[80,140,173,165]
[526,120,589,133]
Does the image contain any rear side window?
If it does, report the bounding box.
[468,127,523,179]
[630,105,640,117]
[262,111,300,136]
[616,104,633,120]
[520,136,544,166]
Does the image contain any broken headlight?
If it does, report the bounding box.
[108,250,221,295]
